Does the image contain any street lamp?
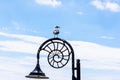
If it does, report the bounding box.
[26,26,81,80]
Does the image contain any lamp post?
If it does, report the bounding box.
[26,26,81,80]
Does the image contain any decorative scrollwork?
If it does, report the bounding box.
[39,38,72,68]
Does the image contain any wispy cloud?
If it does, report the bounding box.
[77,11,84,15]
[0,32,46,54]
[35,0,62,7]
[12,21,21,30]
[91,0,120,12]
[0,27,8,31]
[11,20,38,33]
[0,40,38,54]
[71,41,120,70]
[0,32,46,43]
[100,36,115,40]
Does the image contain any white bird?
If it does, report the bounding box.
[53,26,60,37]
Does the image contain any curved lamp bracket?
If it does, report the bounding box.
[37,37,75,69]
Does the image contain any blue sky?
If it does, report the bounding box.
[0,0,120,47]
[0,0,120,80]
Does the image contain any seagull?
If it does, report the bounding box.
[53,26,60,37]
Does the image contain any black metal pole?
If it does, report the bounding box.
[77,59,80,80]
[72,53,75,80]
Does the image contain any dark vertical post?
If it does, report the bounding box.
[72,50,75,80]
[77,59,80,80]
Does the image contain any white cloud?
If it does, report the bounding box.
[100,36,115,40]
[0,32,46,54]
[35,0,62,7]
[0,32,120,70]
[71,41,120,70]
[91,0,120,12]
[0,40,38,54]
[0,56,36,80]
[0,32,120,80]
[0,32,46,43]
[91,0,105,10]
[77,11,84,15]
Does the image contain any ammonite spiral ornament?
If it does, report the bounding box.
[40,38,72,68]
